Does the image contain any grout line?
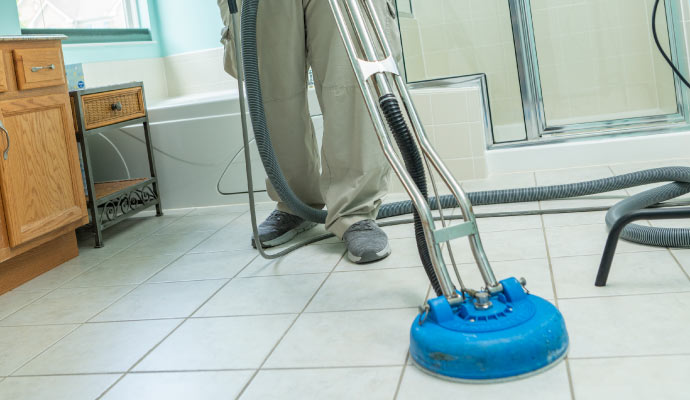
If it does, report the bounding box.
[538,205,577,400]
[259,364,405,371]
[667,249,690,283]
[0,306,425,328]
[3,324,82,377]
[233,249,347,399]
[568,353,690,361]
[557,290,690,302]
[0,255,122,324]
[302,306,419,315]
[9,371,133,378]
[94,244,260,400]
[3,280,146,376]
[393,353,411,400]
[1,210,239,385]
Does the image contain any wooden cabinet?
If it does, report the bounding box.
[0,36,87,294]
[0,94,85,247]
[0,51,7,93]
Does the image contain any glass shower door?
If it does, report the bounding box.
[397,0,690,144]
[525,0,685,135]
[398,0,528,143]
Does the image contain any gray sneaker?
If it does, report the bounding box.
[251,210,317,248]
[343,220,391,264]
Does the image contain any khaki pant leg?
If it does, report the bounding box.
[304,0,402,238]
[219,0,324,211]
[259,2,324,211]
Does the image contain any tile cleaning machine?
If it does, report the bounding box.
[224,0,690,382]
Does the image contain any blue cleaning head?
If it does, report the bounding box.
[410,277,569,382]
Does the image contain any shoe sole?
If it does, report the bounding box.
[347,241,392,264]
[251,221,318,249]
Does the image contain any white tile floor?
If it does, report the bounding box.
[1,163,689,399]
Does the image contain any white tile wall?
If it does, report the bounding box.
[81,47,235,104]
[82,57,169,103]
[403,0,526,143]
[164,47,237,97]
[387,86,488,193]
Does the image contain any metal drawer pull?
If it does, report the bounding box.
[111,102,123,111]
[31,64,56,72]
[0,121,9,160]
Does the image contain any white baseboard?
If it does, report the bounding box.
[488,131,690,173]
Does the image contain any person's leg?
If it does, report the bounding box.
[257,1,324,212]
[304,0,402,261]
[246,1,324,247]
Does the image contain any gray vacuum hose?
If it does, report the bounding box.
[240,0,690,249]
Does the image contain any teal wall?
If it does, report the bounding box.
[0,0,222,63]
[0,0,21,35]
[62,0,164,64]
[154,0,223,56]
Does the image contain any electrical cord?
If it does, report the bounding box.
[653,0,690,88]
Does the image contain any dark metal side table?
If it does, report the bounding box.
[71,82,163,248]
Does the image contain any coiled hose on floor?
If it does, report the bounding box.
[240,0,690,294]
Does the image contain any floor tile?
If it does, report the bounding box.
[397,362,571,400]
[539,194,625,211]
[0,375,119,400]
[155,214,242,235]
[126,232,212,257]
[240,244,344,277]
[609,159,690,175]
[86,223,152,251]
[11,257,103,292]
[535,166,614,186]
[188,202,271,216]
[570,355,690,400]
[671,249,690,275]
[466,228,548,263]
[381,223,416,239]
[195,274,326,317]
[650,218,690,229]
[0,291,48,320]
[0,325,77,375]
[552,251,690,299]
[473,201,541,214]
[542,211,607,227]
[560,292,690,358]
[545,224,657,258]
[191,223,258,253]
[64,255,178,287]
[148,251,258,283]
[102,371,253,400]
[241,367,401,400]
[135,315,295,371]
[92,280,227,322]
[462,172,536,192]
[336,237,425,272]
[454,258,555,299]
[476,215,542,233]
[265,309,414,368]
[108,215,181,237]
[0,286,134,326]
[306,268,428,312]
[17,320,180,375]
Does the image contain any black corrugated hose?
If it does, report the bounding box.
[379,94,440,295]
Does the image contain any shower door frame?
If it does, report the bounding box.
[505,0,690,146]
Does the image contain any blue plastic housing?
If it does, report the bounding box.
[410,277,569,381]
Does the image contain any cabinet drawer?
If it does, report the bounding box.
[81,87,146,131]
[0,51,8,93]
[12,48,66,90]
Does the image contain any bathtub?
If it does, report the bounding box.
[87,89,324,209]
